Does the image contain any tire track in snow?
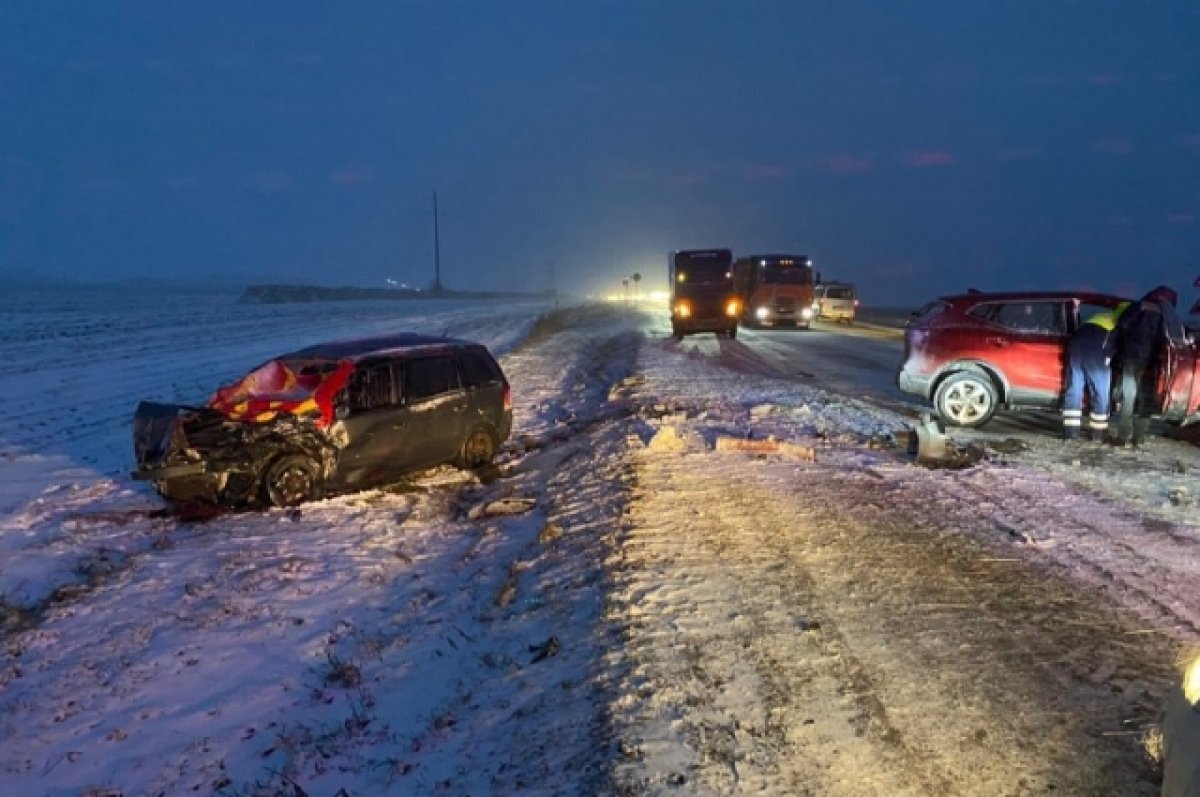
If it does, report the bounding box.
[609,450,946,795]
[610,446,1173,795]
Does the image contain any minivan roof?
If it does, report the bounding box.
[281,333,480,362]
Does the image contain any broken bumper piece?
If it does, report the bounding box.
[131,461,208,481]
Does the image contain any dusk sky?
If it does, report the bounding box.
[2,2,1198,305]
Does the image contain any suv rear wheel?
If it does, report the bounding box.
[933,371,999,428]
[262,454,322,507]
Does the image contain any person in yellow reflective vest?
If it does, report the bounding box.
[1061,302,1130,441]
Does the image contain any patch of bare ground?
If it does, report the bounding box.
[608,450,1175,795]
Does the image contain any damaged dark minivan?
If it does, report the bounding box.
[132,333,513,508]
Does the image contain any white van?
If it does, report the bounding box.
[814,283,858,324]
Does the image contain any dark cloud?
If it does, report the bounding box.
[820,153,876,174]
[741,163,789,181]
[244,172,293,193]
[329,167,375,187]
[1091,139,1134,155]
[902,151,958,168]
[993,146,1042,162]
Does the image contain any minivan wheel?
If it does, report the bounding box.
[933,372,999,428]
[458,426,497,469]
[262,454,321,507]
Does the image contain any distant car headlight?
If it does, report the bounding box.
[674,302,692,318]
[725,300,741,317]
[800,307,814,319]
[755,306,769,320]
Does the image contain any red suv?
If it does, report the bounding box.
[896,290,1200,429]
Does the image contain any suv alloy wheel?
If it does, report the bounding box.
[933,371,999,427]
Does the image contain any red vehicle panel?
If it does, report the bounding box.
[897,290,1200,429]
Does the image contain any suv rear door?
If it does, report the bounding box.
[966,300,1071,404]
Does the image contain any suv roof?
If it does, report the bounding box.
[282,333,479,362]
[936,290,1123,305]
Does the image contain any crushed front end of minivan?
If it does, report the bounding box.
[132,359,353,507]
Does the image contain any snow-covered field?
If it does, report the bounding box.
[2,286,1198,795]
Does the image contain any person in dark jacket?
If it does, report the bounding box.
[1110,285,1183,446]
[1061,302,1128,441]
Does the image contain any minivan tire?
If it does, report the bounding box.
[457,425,497,469]
[262,454,322,507]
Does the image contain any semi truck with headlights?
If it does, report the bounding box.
[669,248,741,340]
[732,254,816,329]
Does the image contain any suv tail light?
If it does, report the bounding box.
[502,382,512,411]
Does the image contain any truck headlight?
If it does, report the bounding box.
[800,307,814,319]
[755,306,769,320]
[674,301,691,318]
[724,300,741,317]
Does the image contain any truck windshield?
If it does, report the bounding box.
[677,264,730,285]
[762,266,813,285]
[675,252,732,285]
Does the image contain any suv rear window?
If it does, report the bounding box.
[910,301,949,324]
[967,301,1067,334]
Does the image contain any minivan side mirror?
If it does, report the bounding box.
[334,404,350,421]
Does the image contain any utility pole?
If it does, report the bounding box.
[432,190,443,293]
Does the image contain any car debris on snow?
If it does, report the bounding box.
[467,496,537,519]
[713,436,818,461]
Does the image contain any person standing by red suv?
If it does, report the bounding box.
[1111,285,1186,446]
[1062,302,1129,441]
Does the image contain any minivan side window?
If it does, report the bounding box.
[459,351,500,388]
[404,356,460,402]
[346,363,395,411]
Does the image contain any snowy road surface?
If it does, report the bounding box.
[2,292,1198,795]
